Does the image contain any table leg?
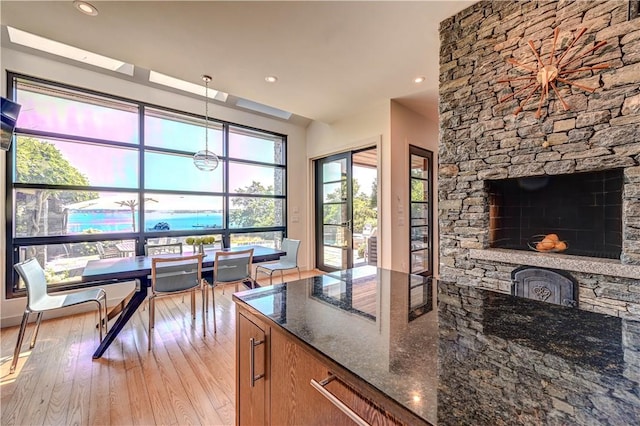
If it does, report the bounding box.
[93,287,147,359]
[107,291,134,321]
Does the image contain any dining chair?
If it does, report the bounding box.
[145,242,183,255]
[255,238,301,285]
[10,258,108,373]
[145,242,186,305]
[148,254,205,350]
[204,248,254,333]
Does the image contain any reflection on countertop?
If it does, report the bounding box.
[234,266,640,425]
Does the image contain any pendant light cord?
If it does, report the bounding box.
[204,75,210,153]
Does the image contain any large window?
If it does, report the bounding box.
[5,74,287,297]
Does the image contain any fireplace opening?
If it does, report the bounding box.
[488,169,623,259]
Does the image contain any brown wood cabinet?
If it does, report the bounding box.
[236,311,269,426]
[236,306,408,426]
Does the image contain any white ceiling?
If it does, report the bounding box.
[1,1,476,125]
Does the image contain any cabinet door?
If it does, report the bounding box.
[237,312,268,426]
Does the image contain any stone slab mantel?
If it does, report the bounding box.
[469,248,640,281]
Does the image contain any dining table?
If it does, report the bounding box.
[82,245,285,358]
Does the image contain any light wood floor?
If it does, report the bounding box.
[0,271,322,426]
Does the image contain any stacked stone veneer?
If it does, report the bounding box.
[438,0,640,318]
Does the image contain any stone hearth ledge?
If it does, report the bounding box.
[469,248,640,281]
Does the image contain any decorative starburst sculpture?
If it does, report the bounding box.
[498,27,609,119]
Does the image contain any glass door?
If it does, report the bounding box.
[409,146,433,276]
[316,154,353,271]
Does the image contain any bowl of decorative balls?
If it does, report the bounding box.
[528,233,568,253]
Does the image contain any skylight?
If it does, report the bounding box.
[7,27,134,76]
[148,71,228,102]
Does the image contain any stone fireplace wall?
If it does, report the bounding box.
[438,0,640,318]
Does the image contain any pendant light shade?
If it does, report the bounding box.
[193,75,219,171]
[193,150,219,171]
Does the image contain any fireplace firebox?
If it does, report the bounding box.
[488,169,623,259]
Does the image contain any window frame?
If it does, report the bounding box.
[5,72,288,298]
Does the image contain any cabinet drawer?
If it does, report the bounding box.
[271,328,404,425]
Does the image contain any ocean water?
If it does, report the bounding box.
[67,211,223,233]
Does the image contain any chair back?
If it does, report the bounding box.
[214,248,254,283]
[151,254,202,293]
[145,242,183,256]
[14,258,49,310]
[280,238,301,266]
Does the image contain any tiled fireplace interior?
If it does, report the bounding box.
[488,169,623,259]
[438,0,640,319]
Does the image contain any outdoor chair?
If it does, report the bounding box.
[145,242,183,256]
[204,248,254,333]
[96,242,120,259]
[255,238,301,285]
[148,254,205,350]
[10,258,108,373]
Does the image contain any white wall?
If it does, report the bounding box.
[1,48,309,327]
[390,101,439,275]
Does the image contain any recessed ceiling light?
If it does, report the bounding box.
[414,76,426,84]
[7,26,133,75]
[265,75,278,83]
[73,1,98,16]
[149,71,228,102]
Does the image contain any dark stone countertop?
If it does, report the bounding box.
[233,266,640,425]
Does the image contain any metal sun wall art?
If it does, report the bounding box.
[499,27,609,120]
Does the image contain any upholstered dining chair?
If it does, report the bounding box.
[255,238,301,285]
[148,254,205,350]
[10,258,108,373]
[204,248,254,333]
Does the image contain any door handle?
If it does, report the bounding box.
[310,374,370,426]
[249,337,265,387]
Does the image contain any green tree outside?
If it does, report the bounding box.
[229,181,276,228]
[14,137,93,262]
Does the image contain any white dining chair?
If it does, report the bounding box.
[11,258,108,373]
[254,238,301,285]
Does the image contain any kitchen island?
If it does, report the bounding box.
[233,266,640,425]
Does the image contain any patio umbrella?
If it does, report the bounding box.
[64,195,158,232]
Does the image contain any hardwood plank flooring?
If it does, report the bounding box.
[0,270,322,425]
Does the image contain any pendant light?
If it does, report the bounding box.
[193,75,220,171]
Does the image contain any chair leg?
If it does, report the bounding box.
[201,286,206,337]
[96,301,104,342]
[30,312,44,349]
[148,297,155,351]
[211,285,217,334]
[203,279,209,313]
[97,289,107,341]
[191,290,196,321]
[11,311,31,374]
[270,271,274,286]
[281,270,285,284]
